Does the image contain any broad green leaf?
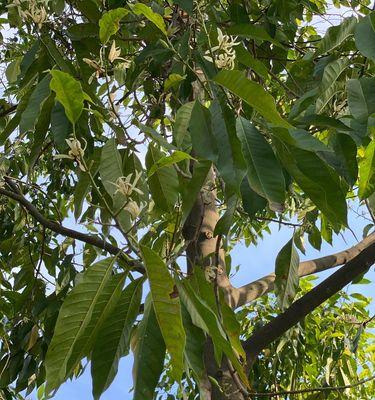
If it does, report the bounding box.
[274,141,347,226]
[189,101,218,162]
[68,23,99,40]
[45,258,117,394]
[181,304,206,390]
[131,3,167,35]
[91,278,143,400]
[347,78,375,122]
[5,57,21,83]
[99,8,128,43]
[41,35,74,74]
[148,150,192,177]
[358,140,375,199]
[99,138,123,198]
[214,194,237,236]
[49,70,84,124]
[50,101,72,149]
[240,178,267,219]
[226,24,283,47]
[320,58,349,93]
[173,102,194,149]
[328,132,358,187]
[214,70,291,128]
[316,81,345,113]
[275,238,300,310]
[173,0,193,14]
[176,279,249,387]
[355,13,375,61]
[235,45,269,79]
[316,16,357,55]
[164,73,186,91]
[132,294,166,400]
[19,74,51,134]
[146,145,179,212]
[140,245,185,381]
[210,97,247,194]
[181,160,211,224]
[236,117,285,210]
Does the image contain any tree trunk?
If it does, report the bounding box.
[182,167,245,400]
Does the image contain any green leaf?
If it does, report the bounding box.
[176,279,249,387]
[316,16,357,55]
[235,45,269,79]
[226,24,283,47]
[99,8,129,43]
[131,3,167,35]
[41,35,75,74]
[274,238,300,310]
[240,178,267,219]
[49,70,84,124]
[140,245,185,381]
[214,70,291,128]
[181,160,211,224]
[91,278,143,400]
[45,258,117,394]
[146,145,179,212]
[173,102,194,149]
[358,140,375,199]
[274,141,347,226]
[347,78,375,122]
[316,81,345,114]
[50,101,72,149]
[320,58,349,93]
[164,73,186,91]
[210,98,247,194]
[173,0,193,14]
[355,13,375,61]
[189,100,218,162]
[19,74,51,134]
[132,294,166,400]
[236,117,285,210]
[148,150,192,177]
[214,194,237,236]
[100,138,123,198]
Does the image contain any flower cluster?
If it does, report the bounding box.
[204,28,240,70]
[54,137,86,171]
[8,0,48,29]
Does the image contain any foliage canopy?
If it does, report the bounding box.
[0,0,374,399]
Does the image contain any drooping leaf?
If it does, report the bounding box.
[19,75,51,134]
[132,294,166,400]
[131,3,167,35]
[316,81,345,113]
[176,279,249,387]
[358,140,375,199]
[189,100,218,162]
[50,101,72,149]
[140,245,185,381]
[148,150,192,177]
[274,237,300,310]
[214,70,291,127]
[164,73,186,91]
[99,8,129,43]
[91,278,143,400]
[45,258,118,394]
[347,78,375,122]
[99,138,123,198]
[320,58,349,93]
[146,145,179,212]
[236,117,285,210]
[210,98,247,195]
[226,24,283,47]
[316,16,357,55]
[173,101,194,149]
[355,13,375,61]
[240,178,267,219]
[235,45,269,79]
[49,70,84,124]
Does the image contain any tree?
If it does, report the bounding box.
[0,0,374,399]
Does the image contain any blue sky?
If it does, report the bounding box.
[40,204,374,400]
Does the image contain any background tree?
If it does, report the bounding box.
[0,0,374,399]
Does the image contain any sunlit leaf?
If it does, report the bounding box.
[99,8,129,43]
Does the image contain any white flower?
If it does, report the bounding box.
[110,172,144,197]
[108,41,125,63]
[204,28,240,70]
[54,137,87,171]
[124,200,143,219]
[24,4,47,28]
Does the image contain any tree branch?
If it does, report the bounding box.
[0,187,144,273]
[248,375,375,398]
[243,241,375,363]
[227,233,375,309]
